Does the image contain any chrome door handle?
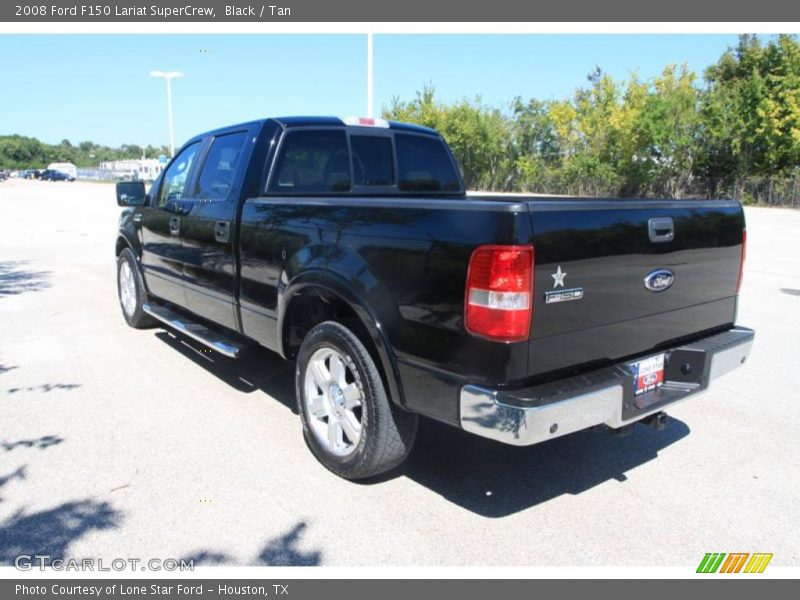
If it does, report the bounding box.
[169,216,181,236]
[214,221,230,244]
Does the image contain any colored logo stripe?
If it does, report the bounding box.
[719,553,749,573]
[697,552,773,573]
[744,553,773,573]
[697,553,726,573]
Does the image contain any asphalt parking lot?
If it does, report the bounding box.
[1,179,798,567]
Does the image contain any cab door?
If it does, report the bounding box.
[140,141,202,307]
[180,129,254,331]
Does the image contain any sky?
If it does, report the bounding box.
[0,34,744,148]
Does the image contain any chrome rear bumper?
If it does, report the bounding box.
[460,327,754,446]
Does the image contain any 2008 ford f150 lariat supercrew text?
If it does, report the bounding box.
[114,116,754,480]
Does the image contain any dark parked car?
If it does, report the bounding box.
[114,116,753,480]
[41,169,75,181]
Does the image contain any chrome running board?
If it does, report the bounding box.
[143,303,245,358]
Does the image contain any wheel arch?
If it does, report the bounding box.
[115,230,141,259]
[278,271,407,409]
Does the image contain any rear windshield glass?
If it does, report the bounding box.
[395,133,461,193]
[269,128,462,195]
[270,130,350,193]
[351,135,394,186]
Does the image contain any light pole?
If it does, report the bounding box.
[367,34,373,118]
[149,70,183,157]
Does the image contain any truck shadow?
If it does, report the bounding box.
[153,331,297,413]
[397,417,690,518]
[152,329,690,518]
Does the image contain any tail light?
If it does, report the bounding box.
[465,245,534,342]
[736,229,747,293]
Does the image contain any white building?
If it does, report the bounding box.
[98,158,165,181]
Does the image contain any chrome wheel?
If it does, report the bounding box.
[119,260,137,317]
[303,347,364,457]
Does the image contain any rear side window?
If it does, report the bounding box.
[270,130,350,193]
[195,131,248,201]
[395,134,461,193]
[351,135,394,186]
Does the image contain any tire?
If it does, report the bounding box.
[295,321,418,480]
[116,247,156,329]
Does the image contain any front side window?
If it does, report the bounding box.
[158,142,200,207]
[270,130,350,193]
[195,131,248,201]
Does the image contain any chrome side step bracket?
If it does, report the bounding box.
[143,303,245,359]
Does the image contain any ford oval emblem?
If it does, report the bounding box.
[644,269,674,292]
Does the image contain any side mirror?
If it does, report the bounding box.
[116,181,146,207]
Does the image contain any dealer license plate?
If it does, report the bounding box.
[630,353,665,395]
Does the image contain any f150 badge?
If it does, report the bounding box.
[644,268,675,292]
[545,265,584,304]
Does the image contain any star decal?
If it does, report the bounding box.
[551,265,567,288]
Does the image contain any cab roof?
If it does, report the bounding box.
[273,116,440,136]
[186,117,441,148]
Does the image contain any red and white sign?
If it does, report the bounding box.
[630,354,665,395]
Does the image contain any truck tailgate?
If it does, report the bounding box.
[526,199,745,377]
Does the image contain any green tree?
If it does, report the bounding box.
[384,85,513,190]
[700,34,800,185]
[632,65,701,197]
[0,135,172,169]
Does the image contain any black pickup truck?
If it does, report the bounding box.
[115,116,753,480]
